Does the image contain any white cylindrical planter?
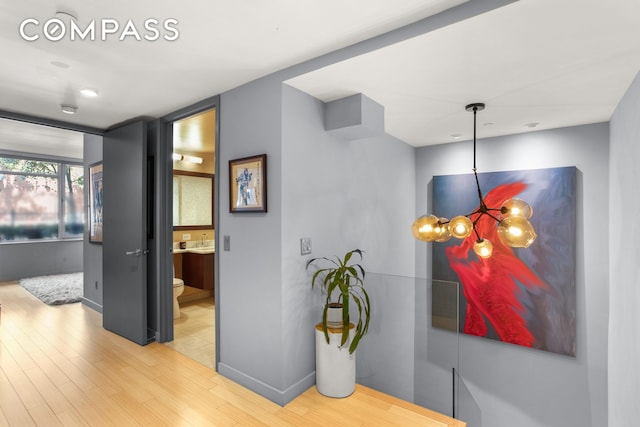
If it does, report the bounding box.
[315,323,355,398]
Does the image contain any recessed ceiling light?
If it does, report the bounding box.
[525,122,540,128]
[50,60,70,69]
[451,133,462,140]
[483,122,494,126]
[80,88,99,97]
[61,104,77,115]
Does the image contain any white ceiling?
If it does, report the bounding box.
[287,0,640,146]
[0,0,639,154]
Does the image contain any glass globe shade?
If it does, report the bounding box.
[497,216,537,248]
[473,239,493,258]
[501,198,533,218]
[435,217,451,242]
[449,216,473,239]
[411,215,440,242]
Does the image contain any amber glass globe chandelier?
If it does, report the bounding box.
[411,103,537,258]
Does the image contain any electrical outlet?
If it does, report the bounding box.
[182,233,191,240]
[300,237,312,255]
[224,235,231,251]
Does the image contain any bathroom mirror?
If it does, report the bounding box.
[173,171,214,230]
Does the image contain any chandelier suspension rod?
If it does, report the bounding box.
[473,105,477,170]
[468,103,486,207]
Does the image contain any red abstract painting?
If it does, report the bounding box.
[432,167,576,356]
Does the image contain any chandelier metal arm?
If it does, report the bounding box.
[463,207,503,224]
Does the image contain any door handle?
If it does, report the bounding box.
[125,249,149,257]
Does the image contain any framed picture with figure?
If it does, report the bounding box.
[229,154,267,213]
[88,161,104,243]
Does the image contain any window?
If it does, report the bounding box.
[64,164,84,237]
[0,156,84,241]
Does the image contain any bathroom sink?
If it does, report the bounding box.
[187,247,214,254]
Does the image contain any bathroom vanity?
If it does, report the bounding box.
[173,248,214,291]
[183,251,214,290]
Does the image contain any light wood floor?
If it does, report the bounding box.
[0,281,465,426]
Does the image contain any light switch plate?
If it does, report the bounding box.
[300,237,312,255]
[223,235,231,251]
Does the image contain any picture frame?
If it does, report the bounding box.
[88,161,104,243]
[229,154,267,212]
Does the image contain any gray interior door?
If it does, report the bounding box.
[103,120,149,345]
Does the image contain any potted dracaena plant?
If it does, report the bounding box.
[306,249,371,354]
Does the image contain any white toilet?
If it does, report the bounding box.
[173,277,184,319]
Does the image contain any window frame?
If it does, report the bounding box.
[0,150,84,243]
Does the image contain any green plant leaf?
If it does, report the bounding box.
[340,294,350,346]
[349,294,364,354]
[321,303,330,344]
[343,251,353,265]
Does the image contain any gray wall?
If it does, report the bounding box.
[280,85,417,399]
[281,85,416,277]
[609,71,640,426]
[0,239,82,281]
[82,133,103,311]
[217,76,287,402]
[217,80,417,405]
[415,123,609,427]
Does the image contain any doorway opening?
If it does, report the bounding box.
[0,117,86,296]
[164,107,217,369]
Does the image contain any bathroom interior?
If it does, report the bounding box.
[165,108,216,369]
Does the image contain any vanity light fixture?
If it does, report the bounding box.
[411,103,537,259]
[183,155,204,164]
[172,153,204,164]
[60,104,77,115]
